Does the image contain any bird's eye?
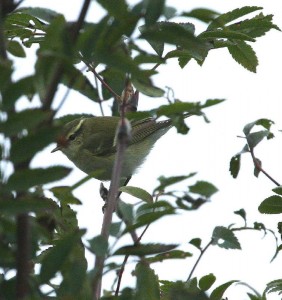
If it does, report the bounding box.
[68,134,76,141]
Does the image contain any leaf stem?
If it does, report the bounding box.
[187,239,213,281]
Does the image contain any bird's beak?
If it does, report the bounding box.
[51,145,62,153]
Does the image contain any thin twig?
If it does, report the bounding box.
[187,239,213,281]
[82,58,121,100]
[249,147,280,186]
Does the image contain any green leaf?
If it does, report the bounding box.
[155,173,196,192]
[51,186,81,205]
[40,231,82,282]
[199,273,216,291]
[189,181,218,198]
[199,29,255,42]
[124,207,175,233]
[143,0,165,26]
[135,262,160,300]
[208,6,262,29]
[234,209,247,224]
[114,243,177,256]
[228,40,258,73]
[264,279,282,296]
[132,77,164,97]
[119,186,153,203]
[141,21,210,61]
[201,99,225,108]
[147,250,192,263]
[212,226,241,250]
[10,126,59,164]
[109,222,122,237]
[243,118,274,135]
[273,186,282,196]
[88,235,108,256]
[7,40,26,57]
[157,102,199,117]
[0,196,57,214]
[17,7,62,23]
[2,75,35,110]
[99,67,126,100]
[246,130,269,148]
[118,199,134,225]
[189,238,202,250]
[227,13,281,38]
[182,8,219,23]
[258,195,282,214]
[0,109,52,136]
[6,166,71,192]
[229,154,241,178]
[210,280,239,300]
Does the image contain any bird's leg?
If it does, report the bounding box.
[100,176,131,213]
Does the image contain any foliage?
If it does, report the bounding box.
[0,0,281,299]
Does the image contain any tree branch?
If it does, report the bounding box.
[16,213,31,299]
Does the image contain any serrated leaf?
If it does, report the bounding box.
[210,280,239,300]
[208,6,262,29]
[141,21,210,61]
[229,154,241,178]
[6,166,71,192]
[136,262,160,300]
[199,29,255,42]
[212,226,241,250]
[199,273,216,291]
[227,13,281,38]
[189,181,218,198]
[228,40,258,73]
[7,40,26,57]
[119,186,153,203]
[114,243,177,256]
[258,195,282,214]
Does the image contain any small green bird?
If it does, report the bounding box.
[52,116,189,180]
